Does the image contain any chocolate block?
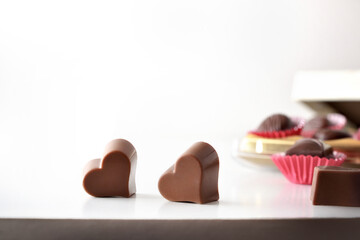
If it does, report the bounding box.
[158,142,219,204]
[83,139,137,197]
[257,113,294,132]
[311,166,360,207]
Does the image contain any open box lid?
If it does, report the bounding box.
[292,70,360,127]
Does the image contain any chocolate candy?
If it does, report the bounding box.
[83,139,137,197]
[313,129,352,141]
[285,138,333,158]
[158,142,219,204]
[257,114,294,132]
[311,166,360,207]
[303,116,330,132]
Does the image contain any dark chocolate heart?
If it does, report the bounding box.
[285,138,333,157]
[257,113,294,132]
[82,139,137,197]
[158,142,219,204]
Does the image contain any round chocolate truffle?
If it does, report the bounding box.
[313,129,352,141]
[257,114,294,132]
[285,138,333,158]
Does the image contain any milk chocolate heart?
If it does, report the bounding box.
[158,142,219,204]
[82,139,137,197]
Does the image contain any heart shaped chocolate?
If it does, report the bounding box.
[82,139,137,197]
[158,142,219,204]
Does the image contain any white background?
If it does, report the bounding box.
[1,0,360,141]
[1,0,360,219]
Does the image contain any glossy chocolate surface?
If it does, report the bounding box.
[158,142,219,204]
[314,129,352,141]
[257,114,294,132]
[83,139,137,197]
[285,139,333,158]
[311,166,360,207]
[303,116,330,132]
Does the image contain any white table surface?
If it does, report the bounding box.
[1,135,360,220]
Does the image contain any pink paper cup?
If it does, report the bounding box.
[271,152,346,185]
[301,113,347,138]
[327,113,347,130]
[353,128,360,140]
[250,117,305,139]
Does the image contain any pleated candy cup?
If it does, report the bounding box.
[271,152,346,185]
